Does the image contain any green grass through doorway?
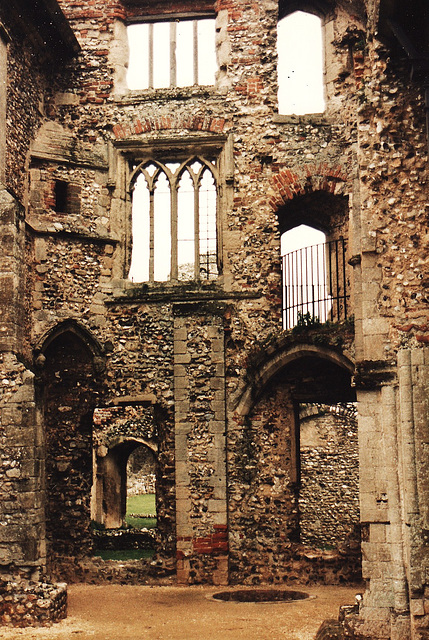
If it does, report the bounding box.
[92,494,157,561]
[125,493,157,529]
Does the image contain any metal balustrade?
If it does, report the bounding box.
[282,238,349,330]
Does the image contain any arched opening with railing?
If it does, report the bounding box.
[277,191,351,330]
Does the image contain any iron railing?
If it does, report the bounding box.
[282,238,349,330]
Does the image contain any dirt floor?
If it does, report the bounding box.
[0,584,360,640]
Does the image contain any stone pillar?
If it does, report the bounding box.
[349,348,429,640]
[354,387,392,638]
[173,303,228,585]
[0,188,45,578]
[404,347,429,640]
[352,379,414,639]
[381,385,408,617]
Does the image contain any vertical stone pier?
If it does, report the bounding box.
[0,188,45,577]
[173,303,228,585]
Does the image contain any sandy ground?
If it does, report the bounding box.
[0,584,360,640]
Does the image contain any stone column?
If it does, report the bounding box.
[356,386,393,638]
[351,350,429,640]
[173,303,228,585]
[404,347,429,639]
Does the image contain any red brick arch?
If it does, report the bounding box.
[112,115,228,139]
[268,163,349,211]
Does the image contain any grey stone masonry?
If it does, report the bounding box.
[174,305,228,585]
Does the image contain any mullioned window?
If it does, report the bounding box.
[128,156,218,283]
[127,17,216,90]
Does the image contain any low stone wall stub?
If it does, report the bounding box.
[0,579,67,627]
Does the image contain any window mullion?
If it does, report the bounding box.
[194,180,200,279]
[171,183,178,280]
[148,22,154,89]
[216,181,221,276]
[170,21,177,88]
[149,189,155,282]
[193,20,198,85]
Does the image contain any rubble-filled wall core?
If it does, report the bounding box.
[0,0,429,636]
[299,403,359,550]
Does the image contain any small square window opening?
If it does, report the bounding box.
[54,179,68,213]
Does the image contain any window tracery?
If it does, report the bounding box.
[128,156,218,283]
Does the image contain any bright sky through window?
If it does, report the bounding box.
[281,224,325,255]
[277,11,325,115]
[128,159,217,283]
[127,19,216,90]
[281,225,330,328]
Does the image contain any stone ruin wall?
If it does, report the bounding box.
[228,383,300,584]
[0,0,429,634]
[1,12,49,203]
[0,4,80,626]
[351,18,429,638]
[22,0,367,587]
[356,45,429,357]
[127,446,156,497]
[299,404,359,550]
[0,579,67,628]
[0,4,63,579]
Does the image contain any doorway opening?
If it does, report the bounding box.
[40,326,101,566]
[126,445,157,530]
[90,406,159,561]
[230,347,360,584]
[298,402,359,550]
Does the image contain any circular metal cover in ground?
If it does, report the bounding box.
[212,589,310,603]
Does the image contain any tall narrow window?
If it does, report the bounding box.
[129,173,150,283]
[127,18,216,90]
[277,11,325,115]
[128,157,218,283]
[281,225,349,329]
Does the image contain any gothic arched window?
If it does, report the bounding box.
[128,157,218,283]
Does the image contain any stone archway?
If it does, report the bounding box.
[236,342,354,416]
[37,323,104,569]
[228,341,360,585]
